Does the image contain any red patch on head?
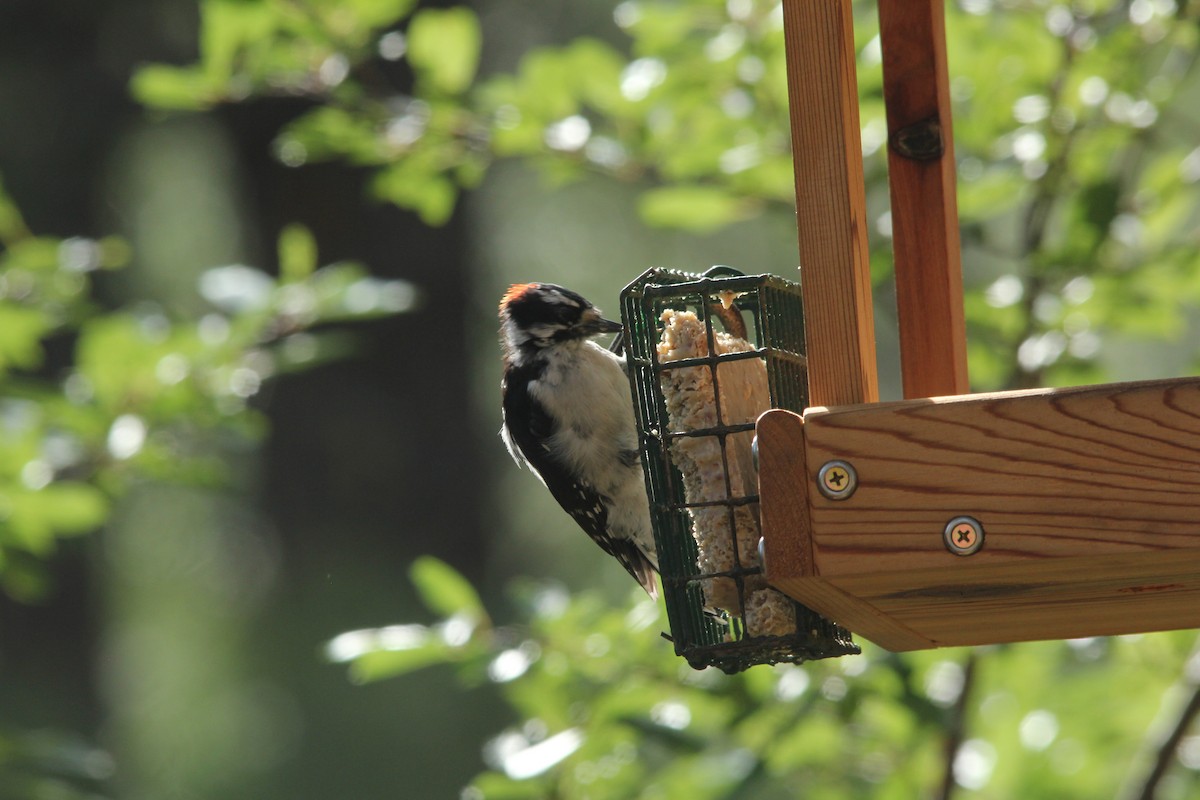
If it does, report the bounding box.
[500,283,540,310]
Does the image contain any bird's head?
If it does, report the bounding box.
[499,283,622,361]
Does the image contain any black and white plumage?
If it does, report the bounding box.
[498,283,659,597]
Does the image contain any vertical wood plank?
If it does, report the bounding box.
[877,0,970,398]
[782,0,879,408]
[756,409,814,579]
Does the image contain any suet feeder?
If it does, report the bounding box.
[627,0,1200,666]
[621,266,858,673]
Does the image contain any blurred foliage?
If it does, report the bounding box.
[106,0,1200,797]
[330,558,1200,799]
[0,178,416,602]
[0,727,114,799]
[0,169,418,793]
[136,0,1200,392]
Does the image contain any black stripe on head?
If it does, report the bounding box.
[500,283,598,346]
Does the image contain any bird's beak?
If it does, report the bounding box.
[579,308,623,335]
[596,317,623,334]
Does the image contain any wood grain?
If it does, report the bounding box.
[758,408,936,650]
[756,409,814,579]
[828,552,1200,647]
[769,571,936,651]
[804,377,1200,572]
[877,0,969,399]
[782,0,879,408]
[758,376,1200,650]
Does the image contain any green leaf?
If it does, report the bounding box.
[130,65,219,111]
[637,185,749,231]
[76,315,155,410]
[32,482,109,536]
[278,223,318,283]
[4,482,108,555]
[470,771,551,800]
[282,106,385,164]
[0,306,52,375]
[348,639,455,682]
[338,0,419,31]
[371,163,457,225]
[2,237,62,273]
[200,0,279,82]
[406,7,482,94]
[564,38,628,114]
[510,48,582,120]
[409,556,485,622]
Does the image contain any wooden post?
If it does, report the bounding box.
[782,0,879,408]
[878,0,970,398]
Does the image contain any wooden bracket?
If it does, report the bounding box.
[758,376,1200,651]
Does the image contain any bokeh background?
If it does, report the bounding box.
[4,0,1200,798]
[4,1,489,796]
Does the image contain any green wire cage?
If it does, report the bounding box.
[620,266,859,673]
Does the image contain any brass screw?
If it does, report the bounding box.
[944,516,984,556]
[817,460,857,500]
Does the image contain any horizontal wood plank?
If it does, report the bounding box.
[804,377,1200,575]
[769,574,937,651]
[757,376,1200,649]
[828,551,1200,647]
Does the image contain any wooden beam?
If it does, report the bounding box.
[756,407,815,580]
[877,0,969,398]
[782,0,879,408]
[758,376,1200,650]
[825,552,1200,648]
[758,409,935,650]
[803,377,1200,575]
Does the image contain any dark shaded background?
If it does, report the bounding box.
[0,0,505,795]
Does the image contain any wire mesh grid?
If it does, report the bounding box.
[620,266,859,673]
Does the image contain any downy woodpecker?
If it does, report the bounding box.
[498,283,659,597]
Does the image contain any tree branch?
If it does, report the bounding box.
[1120,638,1200,800]
[936,650,979,800]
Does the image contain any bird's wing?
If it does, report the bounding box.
[502,367,658,597]
[500,365,555,475]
